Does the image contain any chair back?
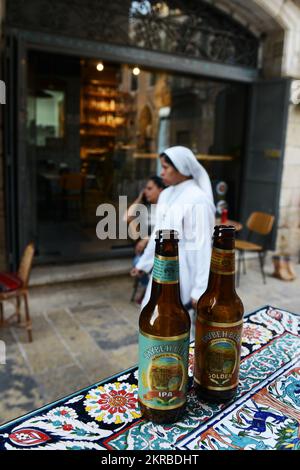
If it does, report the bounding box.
[18,243,35,288]
[60,173,85,191]
[246,212,275,236]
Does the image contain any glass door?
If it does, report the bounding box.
[26,49,248,264]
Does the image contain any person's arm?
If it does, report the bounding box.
[133,188,168,274]
[135,237,149,255]
[123,190,145,224]
[134,233,156,273]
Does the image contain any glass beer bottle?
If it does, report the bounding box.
[194,225,244,403]
[138,229,191,424]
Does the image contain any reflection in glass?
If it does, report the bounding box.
[27,50,247,263]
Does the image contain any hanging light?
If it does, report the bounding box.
[132,66,140,76]
[96,62,104,72]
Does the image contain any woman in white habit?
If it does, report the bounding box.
[131,145,216,310]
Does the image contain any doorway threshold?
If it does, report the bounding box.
[30,257,132,288]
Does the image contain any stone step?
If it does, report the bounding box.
[29,252,277,288]
[30,258,132,287]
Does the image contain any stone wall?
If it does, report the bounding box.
[277,103,300,257]
[0,0,6,270]
[262,29,285,78]
[253,0,300,258]
[189,0,300,257]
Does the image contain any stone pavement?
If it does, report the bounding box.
[0,258,299,426]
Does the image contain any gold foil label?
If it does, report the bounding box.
[194,376,239,391]
[138,331,190,411]
[210,248,235,275]
[155,255,179,261]
[139,330,189,342]
[194,317,243,391]
[198,317,243,328]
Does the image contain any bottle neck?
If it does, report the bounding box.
[207,244,236,295]
[150,241,181,305]
[150,281,181,304]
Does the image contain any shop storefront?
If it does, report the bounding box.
[1,0,297,268]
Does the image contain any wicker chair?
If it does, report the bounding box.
[235,212,275,286]
[0,243,35,342]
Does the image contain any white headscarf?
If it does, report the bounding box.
[163,146,215,212]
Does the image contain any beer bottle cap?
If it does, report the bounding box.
[213,225,236,238]
[155,229,179,241]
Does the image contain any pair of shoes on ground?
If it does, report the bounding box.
[272,255,297,281]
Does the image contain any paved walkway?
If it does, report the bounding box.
[0,258,299,425]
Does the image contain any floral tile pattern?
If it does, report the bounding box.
[181,363,300,450]
[84,382,141,425]
[0,306,299,451]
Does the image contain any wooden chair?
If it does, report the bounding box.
[0,243,35,342]
[235,212,275,286]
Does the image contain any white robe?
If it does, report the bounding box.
[136,179,215,309]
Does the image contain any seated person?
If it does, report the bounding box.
[124,176,166,302]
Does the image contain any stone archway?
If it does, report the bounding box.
[255,0,300,78]
[209,0,300,78]
[209,0,300,255]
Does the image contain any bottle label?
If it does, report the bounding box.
[210,248,235,275]
[138,331,189,410]
[194,318,243,391]
[152,255,179,284]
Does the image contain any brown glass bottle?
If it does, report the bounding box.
[138,230,191,424]
[194,225,244,403]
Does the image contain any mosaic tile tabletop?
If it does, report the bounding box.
[0,305,299,450]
